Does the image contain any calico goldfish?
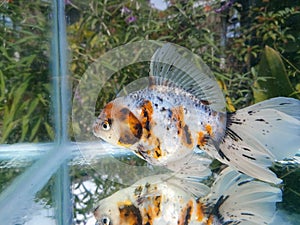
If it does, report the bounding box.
[94,168,281,225]
[93,43,300,184]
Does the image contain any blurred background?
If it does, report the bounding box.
[0,0,299,224]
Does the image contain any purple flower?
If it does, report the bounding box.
[215,0,234,13]
[65,0,71,5]
[121,6,131,15]
[125,15,137,24]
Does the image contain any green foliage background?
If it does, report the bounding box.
[0,0,299,223]
[0,0,53,143]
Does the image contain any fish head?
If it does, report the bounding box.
[93,101,119,144]
[94,196,142,225]
[93,98,143,148]
[94,200,120,225]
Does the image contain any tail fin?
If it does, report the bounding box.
[203,167,282,225]
[217,97,300,183]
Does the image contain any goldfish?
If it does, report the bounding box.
[93,43,300,184]
[94,167,281,225]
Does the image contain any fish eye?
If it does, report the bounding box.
[101,121,111,131]
[101,216,111,225]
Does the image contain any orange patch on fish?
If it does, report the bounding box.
[197,131,207,147]
[153,146,162,159]
[145,138,163,159]
[171,106,194,148]
[118,201,142,225]
[206,215,214,225]
[117,107,142,146]
[178,200,193,225]
[139,101,164,159]
[140,100,153,132]
[102,102,114,119]
[140,100,155,141]
[143,196,162,224]
[196,199,205,222]
[128,111,143,139]
[171,106,184,132]
[205,124,213,136]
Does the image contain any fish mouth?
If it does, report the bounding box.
[92,120,101,137]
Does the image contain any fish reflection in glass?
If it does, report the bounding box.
[94,168,281,225]
[93,43,300,184]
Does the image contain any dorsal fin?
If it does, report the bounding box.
[150,43,226,112]
[117,77,149,97]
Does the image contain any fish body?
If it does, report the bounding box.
[94,168,281,225]
[93,43,300,184]
[94,82,226,166]
[95,175,212,225]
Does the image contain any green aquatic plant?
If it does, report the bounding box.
[0,0,53,143]
[253,45,298,102]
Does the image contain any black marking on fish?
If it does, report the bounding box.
[242,147,251,152]
[160,106,166,112]
[157,96,163,102]
[234,176,241,182]
[230,120,243,125]
[145,120,151,132]
[119,131,138,145]
[183,124,193,145]
[227,112,243,125]
[183,205,192,225]
[210,195,230,223]
[167,64,175,72]
[167,108,173,118]
[255,118,266,122]
[247,110,254,115]
[241,212,255,216]
[107,118,113,125]
[155,196,162,216]
[155,148,162,158]
[218,148,230,162]
[226,127,243,142]
[133,122,143,139]
[223,222,234,225]
[279,102,291,105]
[119,107,131,121]
[242,154,256,161]
[140,100,153,133]
[200,99,210,105]
[93,205,100,212]
[134,185,143,197]
[237,180,251,186]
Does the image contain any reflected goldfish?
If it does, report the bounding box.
[94,168,281,225]
[93,43,300,184]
